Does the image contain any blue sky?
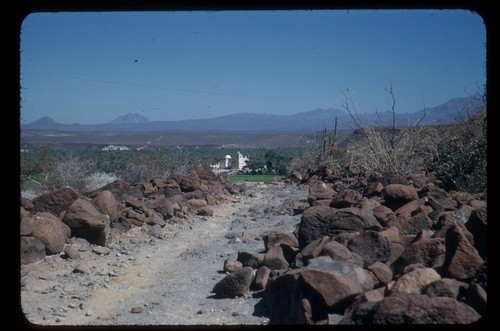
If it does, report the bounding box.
[20,9,486,124]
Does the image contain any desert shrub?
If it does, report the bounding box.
[85,172,119,191]
[340,125,441,175]
[20,146,55,187]
[45,155,91,191]
[163,148,194,176]
[20,149,96,193]
[115,147,196,183]
[286,115,344,177]
[337,87,442,176]
[433,101,487,193]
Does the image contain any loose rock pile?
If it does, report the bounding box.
[20,167,243,265]
[20,163,488,325]
[212,167,487,324]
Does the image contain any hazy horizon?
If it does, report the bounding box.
[20,9,486,125]
[24,91,482,126]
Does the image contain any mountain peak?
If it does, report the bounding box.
[29,116,59,126]
[108,113,150,124]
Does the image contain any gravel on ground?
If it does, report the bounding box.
[20,181,309,326]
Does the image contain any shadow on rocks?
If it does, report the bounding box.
[251,290,269,318]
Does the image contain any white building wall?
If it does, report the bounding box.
[237,151,249,171]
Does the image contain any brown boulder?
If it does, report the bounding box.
[237,251,265,268]
[146,194,175,219]
[393,212,433,236]
[20,197,34,211]
[144,212,167,227]
[196,206,214,216]
[441,224,484,282]
[188,198,208,209]
[163,179,183,197]
[30,212,71,254]
[32,187,81,217]
[306,256,376,292]
[20,236,46,264]
[341,292,481,324]
[423,278,468,299]
[92,190,121,220]
[179,172,201,192]
[298,206,382,248]
[300,236,332,263]
[223,259,243,273]
[307,181,336,204]
[347,230,392,267]
[330,189,361,208]
[20,206,31,220]
[266,258,372,324]
[391,236,445,276]
[183,190,205,200]
[254,266,272,290]
[122,194,146,212]
[263,245,290,270]
[367,261,393,286]
[465,207,487,260]
[389,267,441,294]
[63,198,109,246]
[263,232,299,251]
[97,179,130,200]
[321,240,353,262]
[382,184,418,210]
[211,266,255,298]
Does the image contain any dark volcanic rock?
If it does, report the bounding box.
[340,292,481,324]
[297,205,382,249]
[211,267,255,298]
[32,187,81,216]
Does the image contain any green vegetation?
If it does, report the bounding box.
[432,96,487,194]
[228,174,279,183]
[20,146,308,195]
[20,91,486,196]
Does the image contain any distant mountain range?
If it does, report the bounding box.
[22,93,483,133]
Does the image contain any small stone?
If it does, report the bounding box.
[85,311,93,316]
[131,306,144,314]
[72,262,90,274]
[92,246,111,255]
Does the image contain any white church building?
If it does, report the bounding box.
[211,151,249,173]
[237,151,249,171]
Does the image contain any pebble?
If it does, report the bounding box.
[131,306,144,314]
[73,262,90,274]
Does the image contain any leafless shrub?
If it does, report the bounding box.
[45,156,89,191]
[85,172,119,191]
[339,87,441,175]
[163,148,193,176]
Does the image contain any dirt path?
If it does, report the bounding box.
[20,181,309,326]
